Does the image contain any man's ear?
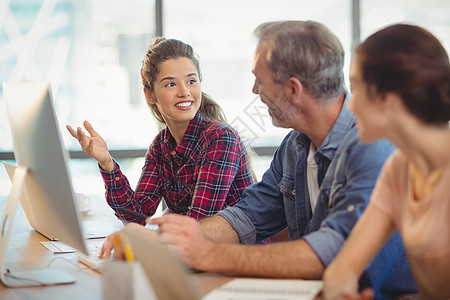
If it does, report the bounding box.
[144,87,155,104]
[285,77,303,104]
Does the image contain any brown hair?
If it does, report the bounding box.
[356,24,450,125]
[140,38,226,123]
[141,38,257,181]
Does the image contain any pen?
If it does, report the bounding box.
[116,207,159,230]
[117,207,148,222]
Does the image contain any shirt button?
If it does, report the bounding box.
[126,198,131,202]
[171,150,176,156]
[115,176,120,181]
[291,190,296,196]
[347,204,355,212]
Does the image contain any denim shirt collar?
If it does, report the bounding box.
[296,92,355,161]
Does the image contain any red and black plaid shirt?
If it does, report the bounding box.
[101,112,254,223]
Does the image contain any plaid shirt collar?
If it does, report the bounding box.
[160,112,208,165]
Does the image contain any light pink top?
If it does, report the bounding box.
[371,150,450,300]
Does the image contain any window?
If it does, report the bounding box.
[0,0,157,153]
[1,0,449,197]
[1,0,157,196]
[164,0,352,148]
[360,0,450,51]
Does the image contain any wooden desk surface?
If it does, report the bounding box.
[0,195,233,300]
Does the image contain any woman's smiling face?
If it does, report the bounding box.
[149,57,201,129]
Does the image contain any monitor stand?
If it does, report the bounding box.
[0,167,76,287]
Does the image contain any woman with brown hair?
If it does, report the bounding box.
[67,38,253,222]
[324,24,450,300]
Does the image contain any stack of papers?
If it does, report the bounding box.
[203,278,323,300]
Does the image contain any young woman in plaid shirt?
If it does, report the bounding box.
[67,38,254,223]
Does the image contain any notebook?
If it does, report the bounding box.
[203,278,323,300]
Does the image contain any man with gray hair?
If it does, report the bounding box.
[146,21,417,299]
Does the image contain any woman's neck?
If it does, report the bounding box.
[168,125,188,145]
[165,119,191,145]
[389,117,450,176]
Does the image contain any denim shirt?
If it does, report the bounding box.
[219,94,417,299]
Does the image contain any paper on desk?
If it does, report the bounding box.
[40,241,77,254]
[41,238,105,254]
[202,278,323,300]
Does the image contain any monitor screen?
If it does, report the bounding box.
[3,81,87,255]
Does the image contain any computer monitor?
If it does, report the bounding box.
[0,81,88,287]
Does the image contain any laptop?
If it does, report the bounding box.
[123,224,323,300]
[3,161,116,240]
[122,224,201,300]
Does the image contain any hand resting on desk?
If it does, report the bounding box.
[148,214,216,270]
[99,223,159,260]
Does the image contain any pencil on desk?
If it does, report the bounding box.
[122,237,135,262]
[112,232,135,262]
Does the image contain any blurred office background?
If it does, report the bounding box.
[1,0,449,198]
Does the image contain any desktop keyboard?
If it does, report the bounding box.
[77,251,104,272]
[76,239,112,273]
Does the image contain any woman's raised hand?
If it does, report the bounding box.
[66,120,114,172]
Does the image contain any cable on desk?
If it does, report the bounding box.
[46,256,85,271]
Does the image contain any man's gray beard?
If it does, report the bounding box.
[261,91,298,129]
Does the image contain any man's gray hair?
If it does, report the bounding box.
[254,20,345,103]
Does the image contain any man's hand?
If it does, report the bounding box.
[148,214,216,270]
